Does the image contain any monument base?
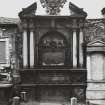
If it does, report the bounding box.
[86,81,105,105]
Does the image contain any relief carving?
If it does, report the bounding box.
[40,0,67,15]
[39,32,67,66]
[84,19,105,43]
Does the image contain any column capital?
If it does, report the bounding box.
[79,27,85,33]
[21,19,28,29]
[79,20,84,29]
[72,28,77,32]
[29,19,34,30]
[72,19,78,29]
[30,28,34,32]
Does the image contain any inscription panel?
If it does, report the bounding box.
[35,70,86,84]
[36,72,70,84]
[20,69,86,84]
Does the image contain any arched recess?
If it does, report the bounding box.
[38,31,70,66]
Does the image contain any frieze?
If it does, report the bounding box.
[19,3,37,17]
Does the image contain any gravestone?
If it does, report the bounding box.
[86,40,105,105]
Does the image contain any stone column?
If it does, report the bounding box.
[23,30,28,67]
[79,29,83,67]
[30,29,34,67]
[73,29,77,67]
[87,54,91,80]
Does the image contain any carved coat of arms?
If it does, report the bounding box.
[40,0,67,15]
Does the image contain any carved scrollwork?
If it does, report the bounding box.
[84,19,105,43]
[40,0,67,15]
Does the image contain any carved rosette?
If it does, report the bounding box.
[40,0,67,15]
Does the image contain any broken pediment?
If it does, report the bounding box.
[69,2,87,17]
[18,0,87,18]
[39,0,87,17]
[40,0,67,15]
[19,2,37,18]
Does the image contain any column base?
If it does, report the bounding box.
[86,81,105,105]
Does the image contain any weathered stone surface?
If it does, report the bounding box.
[87,90,105,99]
[89,100,105,105]
[91,53,104,80]
[84,19,105,43]
[86,38,105,104]
[87,82,105,90]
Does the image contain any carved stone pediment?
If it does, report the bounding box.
[18,1,87,17]
[87,40,105,52]
[87,40,105,47]
[69,2,87,17]
[19,2,37,18]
